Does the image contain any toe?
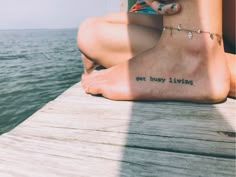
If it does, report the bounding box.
[81,71,107,95]
[86,82,104,96]
[81,73,88,80]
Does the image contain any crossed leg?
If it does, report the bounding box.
[78,0,235,101]
[77,12,163,72]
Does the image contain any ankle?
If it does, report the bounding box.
[160,24,224,54]
[158,28,230,103]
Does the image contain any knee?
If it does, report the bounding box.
[77,17,100,57]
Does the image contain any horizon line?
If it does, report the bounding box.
[0,27,78,31]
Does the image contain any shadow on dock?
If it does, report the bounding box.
[119,101,236,177]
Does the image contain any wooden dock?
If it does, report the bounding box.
[0,82,235,177]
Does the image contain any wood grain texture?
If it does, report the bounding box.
[0,82,235,177]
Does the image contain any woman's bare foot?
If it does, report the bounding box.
[81,31,230,103]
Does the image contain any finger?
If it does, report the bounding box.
[145,0,181,15]
[146,0,175,4]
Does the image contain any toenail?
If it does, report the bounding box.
[170,3,176,10]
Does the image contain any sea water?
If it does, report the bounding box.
[0,29,83,134]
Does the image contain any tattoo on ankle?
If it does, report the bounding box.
[136,77,146,81]
[136,76,194,86]
[150,76,166,83]
[169,77,194,85]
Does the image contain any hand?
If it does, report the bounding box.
[145,0,181,15]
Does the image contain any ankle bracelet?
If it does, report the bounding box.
[162,24,223,46]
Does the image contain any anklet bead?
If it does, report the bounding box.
[177,24,182,31]
[216,35,222,45]
[197,30,201,34]
[210,33,214,40]
[188,32,193,39]
[162,24,222,45]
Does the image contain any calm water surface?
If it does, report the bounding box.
[0,29,83,134]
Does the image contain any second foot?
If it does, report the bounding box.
[82,40,230,103]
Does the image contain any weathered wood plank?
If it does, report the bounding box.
[0,82,235,177]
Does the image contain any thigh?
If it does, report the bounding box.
[223,0,235,53]
[104,12,163,29]
[77,12,162,68]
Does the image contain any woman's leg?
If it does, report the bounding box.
[82,0,230,103]
[77,12,162,73]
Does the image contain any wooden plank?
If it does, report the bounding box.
[0,82,235,177]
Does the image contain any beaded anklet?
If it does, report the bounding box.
[162,24,223,46]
